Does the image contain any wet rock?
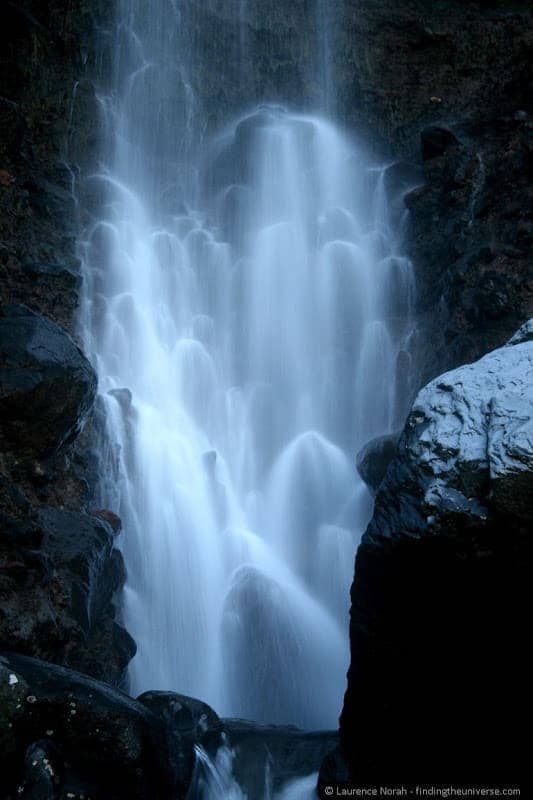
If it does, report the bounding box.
[23,739,63,800]
[338,2,532,157]
[38,508,119,627]
[0,0,134,709]
[107,388,133,415]
[0,306,97,459]
[507,318,533,346]
[356,432,400,494]
[0,0,112,330]
[488,395,533,522]
[138,690,223,745]
[333,1,533,380]
[407,112,533,381]
[0,652,192,799]
[138,691,224,793]
[90,508,122,534]
[0,509,134,685]
[338,324,532,783]
[25,260,82,286]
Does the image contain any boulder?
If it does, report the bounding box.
[355,432,399,494]
[0,652,192,799]
[363,320,533,541]
[138,689,223,745]
[90,508,122,534]
[337,324,532,784]
[138,691,224,791]
[0,306,97,458]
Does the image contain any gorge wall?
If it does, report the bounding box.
[330,1,531,788]
[336,0,533,383]
[330,2,532,783]
[0,0,531,795]
[330,322,531,788]
[0,0,137,682]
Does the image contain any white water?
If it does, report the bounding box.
[190,746,247,800]
[80,1,414,730]
[190,744,318,800]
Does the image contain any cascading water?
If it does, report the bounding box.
[80,0,414,734]
[189,743,318,800]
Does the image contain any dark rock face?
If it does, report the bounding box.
[334,0,532,156]
[0,0,111,331]
[0,2,131,690]
[0,507,135,684]
[0,305,96,458]
[0,305,130,684]
[356,433,399,495]
[0,652,192,800]
[337,325,531,784]
[408,111,533,383]
[329,0,533,381]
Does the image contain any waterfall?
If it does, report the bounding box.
[80,0,414,730]
[189,743,318,800]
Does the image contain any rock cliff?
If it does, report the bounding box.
[335,0,533,381]
[0,2,132,684]
[334,323,531,785]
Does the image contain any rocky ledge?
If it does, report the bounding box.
[0,653,206,799]
[331,321,531,786]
